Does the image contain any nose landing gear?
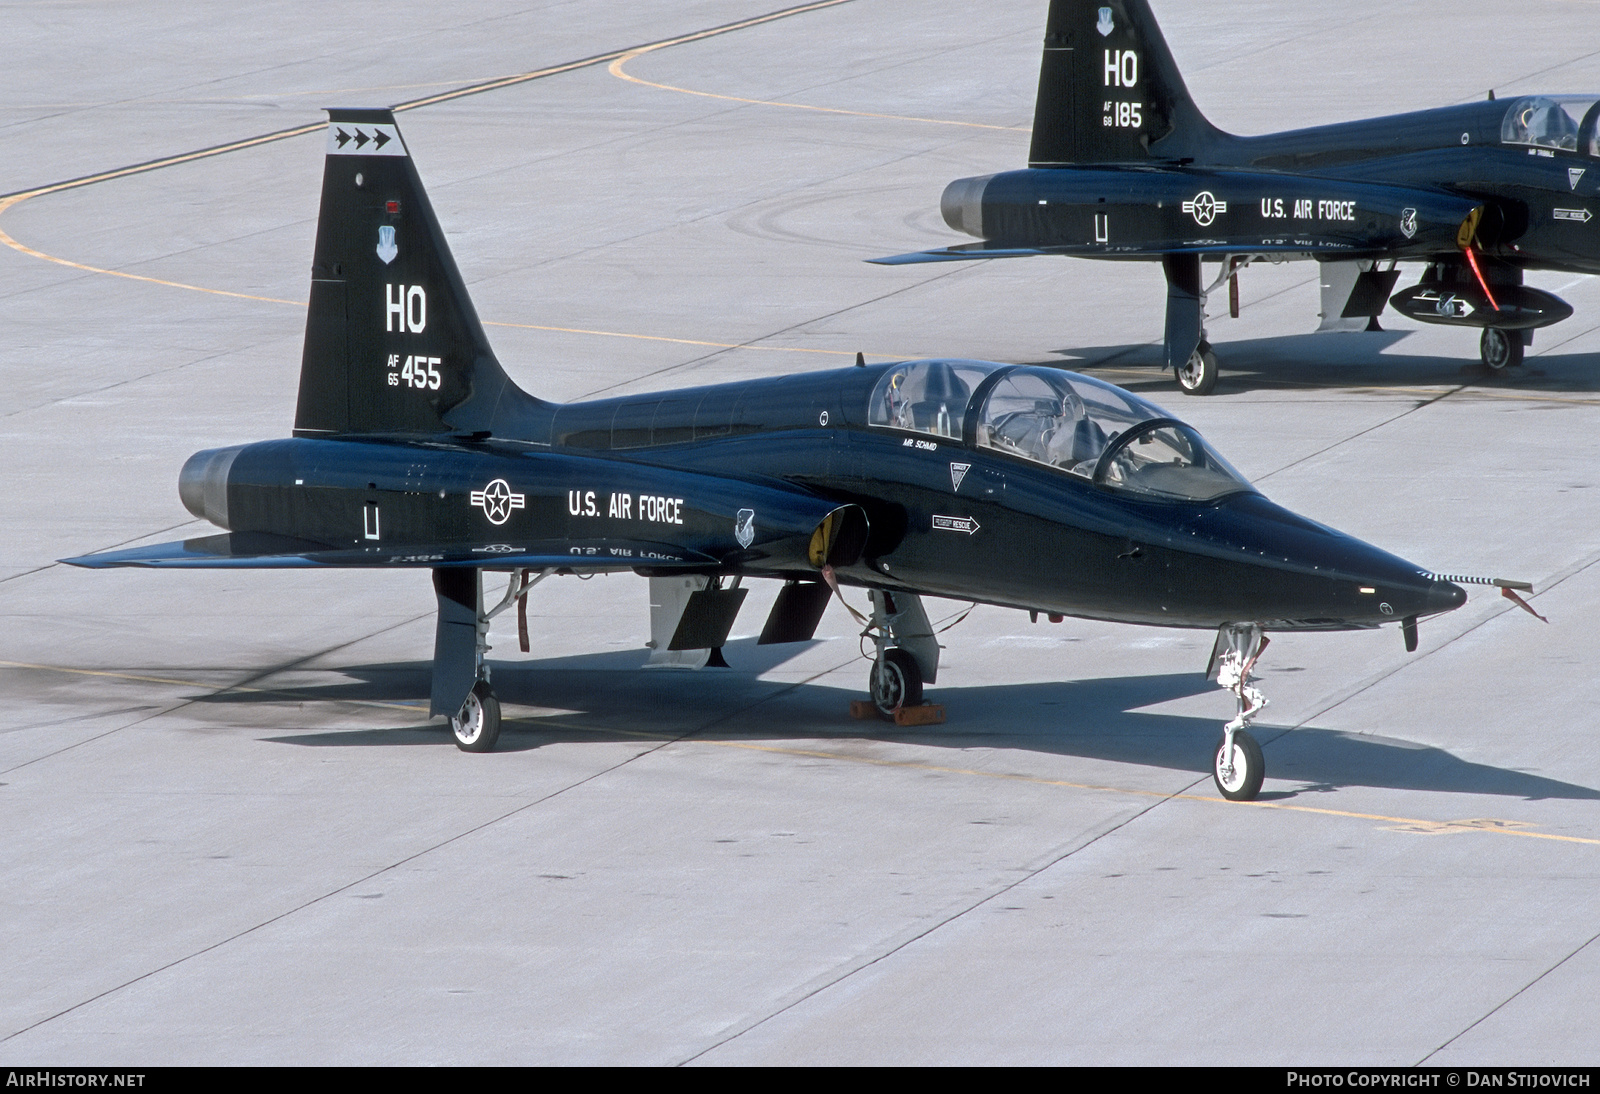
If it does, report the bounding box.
[1208,624,1270,801]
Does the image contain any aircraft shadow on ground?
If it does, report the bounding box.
[1046,331,1600,397]
[224,638,1598,803]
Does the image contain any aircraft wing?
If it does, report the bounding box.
[871,240,1388,265]
[61,531,717,571]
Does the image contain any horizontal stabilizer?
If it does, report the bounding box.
[869,246,1051,265]
[63,532,331,569]
[63,533,716,571]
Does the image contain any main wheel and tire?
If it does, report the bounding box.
[1480,327,1524,372]
[870,648,923,718]
[1213,729,1264,801]
[451,681,502,753]
[1175,341,1219,396]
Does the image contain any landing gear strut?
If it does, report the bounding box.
[1480,327,1524,372]
[865,589,940,718]
[1207,624,1270,801]
[1163,253,1238,396]
[432,567,549,753]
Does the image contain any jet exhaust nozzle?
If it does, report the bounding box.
[940,174,992,238]
[178,445,244,529]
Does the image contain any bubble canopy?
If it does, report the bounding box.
[1499,95,1600,157]
[868,360,1254,502]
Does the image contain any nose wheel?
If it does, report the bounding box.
[451,681,501,752]
[1213,729,1264,801]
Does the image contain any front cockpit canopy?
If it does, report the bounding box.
[1500,95,1600,156]
[868,358,985,439]
[869,360,1253,502]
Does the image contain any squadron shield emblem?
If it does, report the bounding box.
[376,225,398,264]
[735,508,755,548]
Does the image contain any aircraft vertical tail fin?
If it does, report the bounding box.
[1029,0,1225,167]
[294,109,539,438]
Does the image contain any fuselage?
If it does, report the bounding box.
[1213,98,1600,272]
[182,360,1465,632]
[948,97,1600,274]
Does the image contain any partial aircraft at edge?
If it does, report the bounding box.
[874,0,1600,394]
[66,110,1525,801]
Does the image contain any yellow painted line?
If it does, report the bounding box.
[713,739,1600,845]
[0,208,904,355]
[0,191,909,354]
[608,43,1028,132]
[12,656,1590,845]
[484,319,905,358]
[0,211,899,354]
[0,659,241,692]
[1363,385,1600,406]
[0,0,866,303]
[535,724,1600,847]
[403,0,860,112]
[0,195,307,304]
[0,1,861,207]
[0,126,326,206]
[0,191,910,357]
[0,660,424,714]
[1079,366,1600,406]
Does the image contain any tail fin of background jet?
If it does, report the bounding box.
[294,109,539,438]
[1028,0,1224,167]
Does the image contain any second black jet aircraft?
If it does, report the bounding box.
[67,110,1497,801]
[875,0,1600,394]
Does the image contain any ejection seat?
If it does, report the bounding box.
[909,360,970,439]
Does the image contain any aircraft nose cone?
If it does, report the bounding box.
[1425,577,1468,617]
[1198,494,1470,626]
[1360,568,1467,624]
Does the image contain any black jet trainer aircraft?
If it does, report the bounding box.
[66,109,1507,802]
[874,0,1600,395]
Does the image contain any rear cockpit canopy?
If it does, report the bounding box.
[868,360,1253,502]
[1500,95,1600,156]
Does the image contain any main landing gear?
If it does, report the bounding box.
[1163,253,1236,397]
[865,589,940,718]
[432,567,549,753]
[1480,327,1525,372]
[1207,623,1271,801]
[451,680,501,753]
[1175,340,1219,396]
[871,648,923,715]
